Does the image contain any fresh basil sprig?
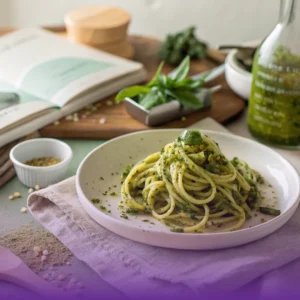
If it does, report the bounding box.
[159,26,207,66]
[115,56,206,110]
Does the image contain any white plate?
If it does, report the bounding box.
[76,130,300,250]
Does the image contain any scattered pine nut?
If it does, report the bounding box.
[13,192,21,198]
[58,274,66,281]
[41,255,47,262]
[53,121,60,126]
[33,246,41,253]
[99,117,106,124]
[70,278,77,285]
[35,185,40,191]
[65,115,73,121]
[20,207,27,213]
[8,195,13,200]
[28,188,34,194]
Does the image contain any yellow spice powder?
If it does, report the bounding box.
[24,157,61,167]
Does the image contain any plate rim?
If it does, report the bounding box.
[76,129,300,239]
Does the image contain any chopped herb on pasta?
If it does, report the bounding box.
[120,130,278,233]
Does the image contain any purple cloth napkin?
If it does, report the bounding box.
[28,177,300,300]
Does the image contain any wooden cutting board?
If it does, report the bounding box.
[0,27,245,140]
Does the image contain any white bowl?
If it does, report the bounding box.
[10,138,73,188]
[225,49,252,100]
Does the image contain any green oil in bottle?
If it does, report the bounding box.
[248,45,300,148]
[248,0,300,148]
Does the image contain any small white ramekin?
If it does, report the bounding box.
[10,138,73,188]
[225,49,253,100]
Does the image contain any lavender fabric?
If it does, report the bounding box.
[28,177,300,300]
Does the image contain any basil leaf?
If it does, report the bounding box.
[259,207,281,216]
[156,75,177,90]
[172,78,195,89]
[165,89,175,97]
[115,55,208,111]
[179,130,202,145]
[116,86,150,102]
[159,26,207,65]
[185,77,206,89]
[169,56,190,82]
[157,74,168,88]
[147,61,165,87]
[173,75,206,89]
[139,88,167,110]
[158,89,168,104]
[171,89,203,109]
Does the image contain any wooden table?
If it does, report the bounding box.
[0,27,245,140]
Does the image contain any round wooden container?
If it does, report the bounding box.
[94,40,134,59]
[58,32,134,59]
[64,6,131,45]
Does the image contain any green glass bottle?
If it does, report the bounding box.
[248,0,300,148]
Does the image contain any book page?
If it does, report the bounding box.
[0,80,53,131]
[0,69,145,148]
[0,28,145,107]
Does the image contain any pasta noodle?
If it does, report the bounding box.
[120,130,265,233]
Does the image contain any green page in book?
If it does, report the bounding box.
[19,57,112,103]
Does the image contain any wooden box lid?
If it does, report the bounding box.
[65,6,131,29]
[65,6,131,45]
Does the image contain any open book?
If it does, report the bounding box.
[0,28,146,147]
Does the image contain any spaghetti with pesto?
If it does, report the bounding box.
[121,130,266,233]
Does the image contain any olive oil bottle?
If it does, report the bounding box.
[248,0,300,148]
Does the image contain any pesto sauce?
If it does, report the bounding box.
[91,198,100,204]
[248,45,300,147]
